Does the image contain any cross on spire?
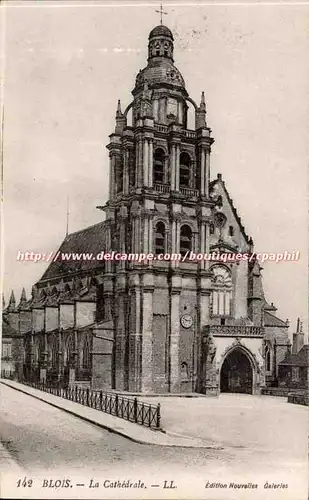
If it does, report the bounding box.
[155,3,167,25]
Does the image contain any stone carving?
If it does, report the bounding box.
[203,327,216,363]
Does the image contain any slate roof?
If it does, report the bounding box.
[2,316,18,337]
[279,345,309,367]
[263,310,288,328]
[38,221,106,283]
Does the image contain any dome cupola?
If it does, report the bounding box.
[148,24,174,61]
[133,24,186,95]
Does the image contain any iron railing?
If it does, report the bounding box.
[0,373,161,429]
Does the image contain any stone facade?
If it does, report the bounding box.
[2,23,293,395]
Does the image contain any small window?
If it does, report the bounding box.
[210,223,215,235]
[229,226,234,236]
[180,225,192,257]
[153,148,165,184]
[292,366,300,382]
[179,152,190,187]
[156,50,160,56]
[155,222,166,255]
[220,318,226,326]
[2,343,12,358]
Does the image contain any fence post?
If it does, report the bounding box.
[141,403,145,425]
[115,394,119,416]
[100,391,103,410]
[86,388,89,407]
[134,398,138,423]
[156,403,161,429]
[75,385,78,403]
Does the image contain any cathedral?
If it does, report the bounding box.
[3,23,291,395]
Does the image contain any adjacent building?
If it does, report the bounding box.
[278,320,308,391]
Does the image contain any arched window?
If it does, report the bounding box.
[155,222,166,255]
[211,265,232,317]
[82,338,91,369]
[153,148,165,184]
[180,225,192,257]
[64,336,74,368]
[33,343,39,364]
[180,152,191,188]
[265,344,271,372]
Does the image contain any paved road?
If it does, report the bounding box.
[0,384,307,500]
[0,384,232,475]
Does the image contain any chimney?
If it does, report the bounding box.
[292,317,304,354]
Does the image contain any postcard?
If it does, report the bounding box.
[0,1,308,499]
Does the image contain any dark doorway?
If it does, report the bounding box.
[220,349,253,394]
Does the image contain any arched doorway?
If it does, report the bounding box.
[220,348,253,394]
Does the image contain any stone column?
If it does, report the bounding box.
[115,291,127,391]
[109,152,117,200]
[128,283,142,391]
[175,219,180,269]
[175,144,180,191]
[135,216,141,254]
[123,148,129,195]
[143,139,149,187]
[141,274,154,393]
[200,222,206,270]
[170,144,176,190]
[171,219,177,269]
[200,148,205,196]
[205,149,210,197]
[148,139,153,187]
[105,220,113,274]
[143,217,149,254]
[136,137,143,187]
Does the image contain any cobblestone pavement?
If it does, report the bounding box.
[1,384,307,499]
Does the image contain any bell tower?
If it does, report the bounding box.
[100,23,215,393]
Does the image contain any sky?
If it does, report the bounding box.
[1,0,308,336]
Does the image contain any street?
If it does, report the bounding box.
[0,384,230,474]
[0,384,308,499]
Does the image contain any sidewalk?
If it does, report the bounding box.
[0,379,219,449]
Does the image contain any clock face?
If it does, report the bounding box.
[180,314,193,329]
